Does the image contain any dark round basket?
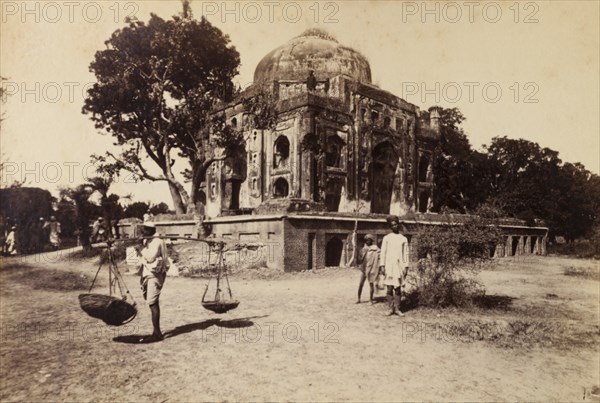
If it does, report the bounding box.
[202,300,240,314]
[79,293,137,326]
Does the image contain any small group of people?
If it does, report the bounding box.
[357,215,410,316]
[2,216,62,255]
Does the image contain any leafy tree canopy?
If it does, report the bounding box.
[83,5,240,214]
[432,107,599,242]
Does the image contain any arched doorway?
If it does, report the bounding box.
[325,237,344,267]
[325,180,343,212]
[273,178,289,198]
[325,135,345,168]
[418,154,430,182]
[418,191,430,213]
[273,136,290,168]
[511,237,519,256]
[371,142,398,214]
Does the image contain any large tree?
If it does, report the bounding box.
[432,111,600,242]
[86,155,124,237]
[60,185,96,250]
[432,107,493,213]
[123,201,150,220]
[485,137,599,241]
[83,3,240,214]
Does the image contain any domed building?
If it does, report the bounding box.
[205,29,438,218]
[188,29,548,271]
[253,28,372,84]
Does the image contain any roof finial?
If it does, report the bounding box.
[297,28,338,43]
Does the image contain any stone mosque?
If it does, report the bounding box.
[139,29,548,271]
[206,28,438,218]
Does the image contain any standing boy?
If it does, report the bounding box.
[379,216,410,316]
[357,234,380,304]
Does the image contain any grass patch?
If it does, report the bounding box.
[441,319,599,349]
[402,311,600,350]
[69,247,103,260]
[563,265,600,281]
[471,294,515,310]
[0,262,94,292]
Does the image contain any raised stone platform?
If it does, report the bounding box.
[116,213,548,272]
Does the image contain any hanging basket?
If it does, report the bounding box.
[201,300,240,314]
[79,293,137,326]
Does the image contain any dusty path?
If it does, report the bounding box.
[1,254,598,401]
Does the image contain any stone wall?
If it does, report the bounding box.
[116,214,548,272]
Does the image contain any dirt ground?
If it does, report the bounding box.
[0,251,599,402]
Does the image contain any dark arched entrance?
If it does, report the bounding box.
[325,237,343,267]
[371,142,398,214]
[511,237,519,256]
[273,178,289,198]
[418,154,430,182]
[418,191,429,213]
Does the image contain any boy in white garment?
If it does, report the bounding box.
[379,216,410,316]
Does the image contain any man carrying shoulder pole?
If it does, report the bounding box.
[136,222,170,342]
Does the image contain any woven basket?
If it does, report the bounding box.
[79,293,137,326]
[202,300,240,314]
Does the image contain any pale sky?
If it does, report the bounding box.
[1,0,599,207]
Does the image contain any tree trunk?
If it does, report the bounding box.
[162,143,190,214]
[77,217,92,251]
[100,194,113,238]
[168,181,187,214]
[79,232,92,251]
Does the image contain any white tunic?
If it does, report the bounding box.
[379,232,409,287]
[140,235,169,277]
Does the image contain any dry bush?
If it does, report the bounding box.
[414,214,502,308]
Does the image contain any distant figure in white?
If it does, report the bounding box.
[44,216,62,250]
[5,225,17,255]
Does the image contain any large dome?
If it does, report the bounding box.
[253,29,372,84]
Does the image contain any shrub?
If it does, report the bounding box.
[548,240,600,259]
[414,214,502,307]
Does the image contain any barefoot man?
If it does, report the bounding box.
[379,216,410,316]
[137,222,170,341]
